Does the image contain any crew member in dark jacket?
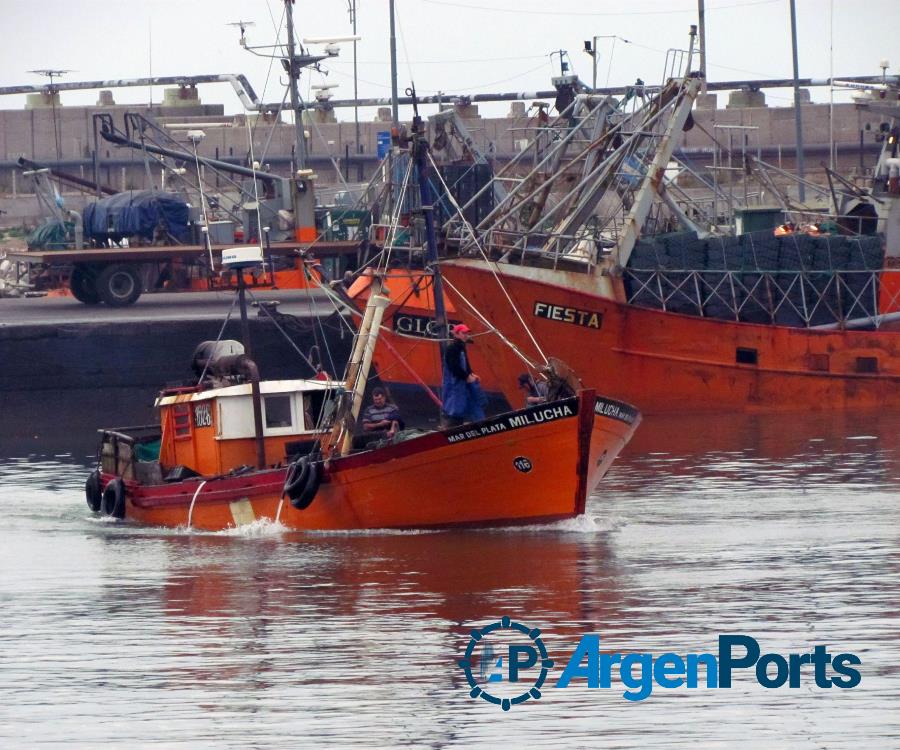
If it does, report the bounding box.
[442,323,485,426]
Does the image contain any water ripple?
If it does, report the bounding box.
[0,410,898,747]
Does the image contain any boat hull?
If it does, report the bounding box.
[428,260,900,413]
[105,391,639,531]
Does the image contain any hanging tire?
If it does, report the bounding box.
[96,264,142,307]
[85,468,102,512]
[100,477,126,519]
[283,456,310,498]
[284,456,322,510]
[70,265,101,305]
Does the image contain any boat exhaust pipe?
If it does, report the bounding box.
[206,353,267,470]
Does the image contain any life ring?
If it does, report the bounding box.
[283,456,322,510]
[85,469,102,512]
[100,477,126,519]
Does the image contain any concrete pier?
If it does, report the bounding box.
[0,289,353,391]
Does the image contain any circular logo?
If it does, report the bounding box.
[513,456,533,473]
[458,616,553,711]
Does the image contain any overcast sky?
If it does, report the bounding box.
[0,0,897,119]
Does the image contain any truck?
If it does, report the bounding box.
[8,113,369,305]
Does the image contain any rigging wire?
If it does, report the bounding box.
[190,138,216,269]
[299,89,360,195]
[257,87,291,164]
[245,289,320,372]
[382,156,415,271]
[264,91,340,375]
[195,292,240,385]
[427,151,548,365]
[243,117,266,254]
[251,1,288,146]
[393,1,417,92]
[438,275,541,371]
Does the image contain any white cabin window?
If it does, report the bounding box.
[264,395,293,429]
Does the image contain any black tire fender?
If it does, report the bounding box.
[284,456,322,510]
[85,468,102,512]
[100,477,126,519]
[283,456,311,498]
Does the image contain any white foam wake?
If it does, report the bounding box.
[215,518,288,537]
[483,513,618,534]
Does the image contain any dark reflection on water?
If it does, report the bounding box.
[0,402,898,747]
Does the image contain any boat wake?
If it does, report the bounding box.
[480,513,619,534]
[305,527,448,537]
[216,518,288,537]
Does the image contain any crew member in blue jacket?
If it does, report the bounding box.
[442,323,486,426]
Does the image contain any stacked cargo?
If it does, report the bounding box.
[623,231,885,327]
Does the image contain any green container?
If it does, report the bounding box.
[735,207,785,235]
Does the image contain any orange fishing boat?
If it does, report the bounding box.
[85,103,641,532]
[86,380,638,531]
[441,259,900,413]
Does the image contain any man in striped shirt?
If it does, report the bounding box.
[361,387,403,439]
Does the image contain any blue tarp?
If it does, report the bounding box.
[82,190,190,244]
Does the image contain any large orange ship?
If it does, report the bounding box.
[441,259,900,413]
[345,262,900,414]
[345,54,900,415]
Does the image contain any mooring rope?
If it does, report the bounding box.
[186,480,208,528]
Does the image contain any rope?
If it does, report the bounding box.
[186,480,208,528]
[439,274,542,371]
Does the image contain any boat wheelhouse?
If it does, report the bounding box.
[153,378,338,479]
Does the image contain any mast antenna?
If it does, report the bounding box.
[227,20,256,47]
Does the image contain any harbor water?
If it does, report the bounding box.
[0,391,897,748]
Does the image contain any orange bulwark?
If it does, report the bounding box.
[97,391,639,531]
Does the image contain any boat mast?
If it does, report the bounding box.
[239,266,267,470]
[608,29,700,278]
[788,0,806,202]
[322,277,391,458]
[322,92,446,458]
[389,0,399,128]
[220,248,268,470]
[409,89,450,364]
[284,0,308,169]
